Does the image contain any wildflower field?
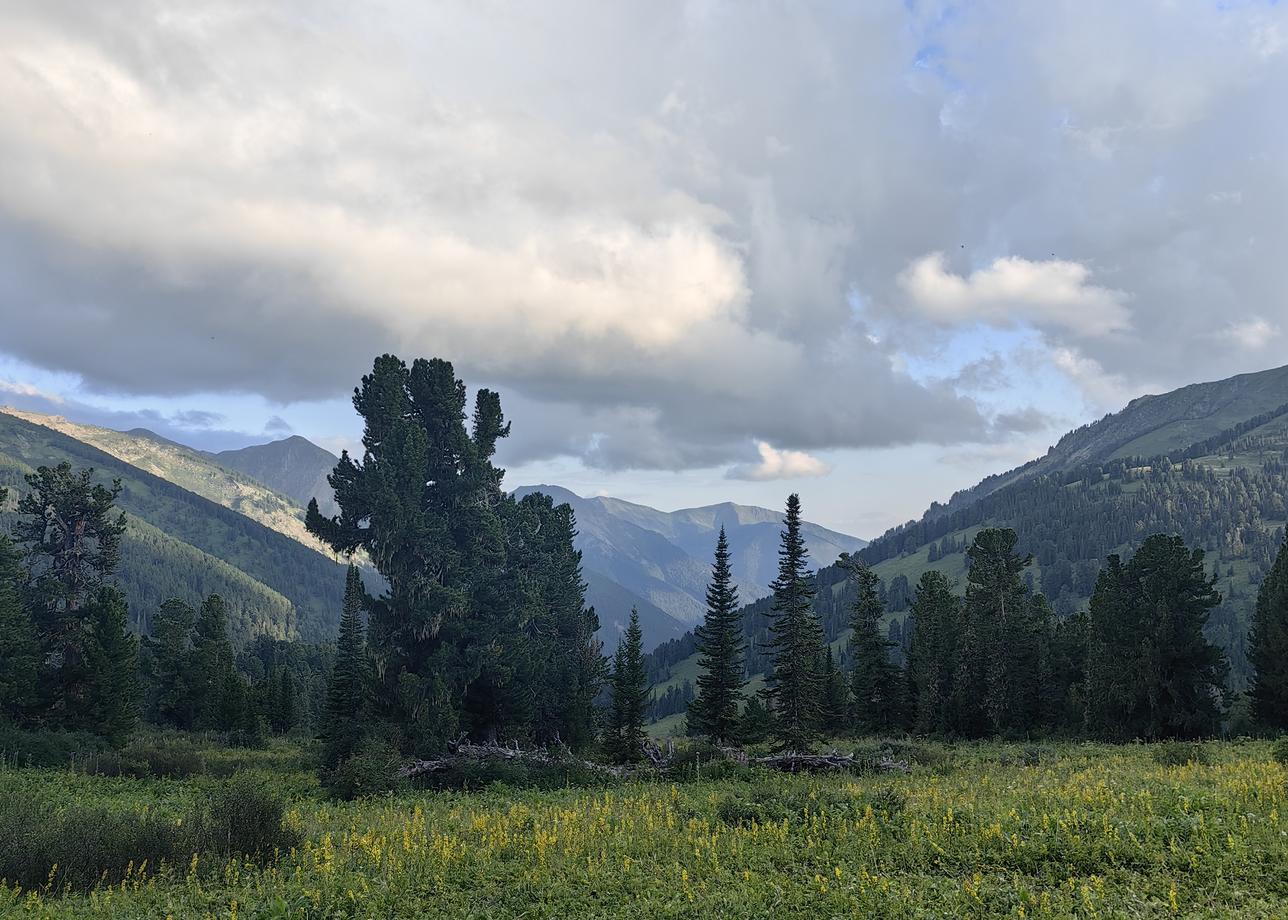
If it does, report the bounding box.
[2,741,1286,919]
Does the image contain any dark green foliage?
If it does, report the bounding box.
[140,598,197,729]
[1152,741,1210,767]
[906,571,960,735]
[687,528,745,743]
[324,739,407,800]
[819,649,850,735]
[190,594,250,733]
[1086,535,1229,740]
[83,587,140,746]
[607,609,649,763]
[306,355,601,754]
[1251,533,1288,730]
[840,553,903,735]
[323,565,369,770]
[765,493,824,751]
[0,773,298,891]
[0,534,37,722]
[0,413,350,644]
[737,695,772,746]
[1272,736,1288,765]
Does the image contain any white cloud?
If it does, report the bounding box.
[1050,346,1149,412]
[727,441,831,481]
[1221,317,1280,350]
[898,253,1131,337]
[0,379,63,404]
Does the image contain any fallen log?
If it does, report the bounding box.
[755,750,909,774]
[399,740,626,780]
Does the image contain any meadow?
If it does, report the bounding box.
[1,740,1286,919]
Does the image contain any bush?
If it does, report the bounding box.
[663,742,753,783]
[1271,737,1288,766]
[0,723,106,769]
[412,755,618,793]
[326,741,407,800]
[0,774,298,891]
[714,782,870,827]
[202,772,300,859]
[1152,741,1209,767]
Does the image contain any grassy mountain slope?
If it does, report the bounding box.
[0,408,330,555]
[645,363,1288,720]
[0,411,348,644]
[215,436,340,517]
[515,485,866,624]
[584,569,686,652]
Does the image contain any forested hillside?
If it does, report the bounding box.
[0,412,349,644]
[646,364,1288,720]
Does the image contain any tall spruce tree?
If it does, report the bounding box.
[765,493,823,751]
[0,530,38,723]
[1086,535,1228,739]
[84,586,139,746]
[906,571,960,735]
[607,609,648,763]
[323,565,370,769]
[140,598,197,729]
[819,649,850,735]
[840,553,903,736]
[687,528,745,743]
[190,594,242,731]
[1251,532,1288,730]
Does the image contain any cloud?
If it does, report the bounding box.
[1050,346,1149,412]
[0,1,1284,475]
[264,415,293,435]
[991,407,1054,435]
[898,253,1131,337]
[0,379,64,404]
[1221,317,1280,350]
[170,409,224,429]
[727,442,831,481]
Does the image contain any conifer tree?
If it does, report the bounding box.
[840,553,903,735]
[765,493,823,751]
[819,648,850,735]
[15,463,126,727]
[1086,535,1228,739]
[323,564,370,769]
[191,594,240,731]
[141,599,197,729]
[737,695,773,746]
[0,531,38,723]
[607,609,649,763]
[687,528,745,743]
[84,586,139,746]
[1251,532,1288,730]
[906,571,959,735]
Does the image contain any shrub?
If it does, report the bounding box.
[202,772,300,859]
[1272,737,1288,766]
[326,741,408,800]
[1153,741,1209,767]
[662,742,753,783]
[0,774,297,891]
[0,723,105,769]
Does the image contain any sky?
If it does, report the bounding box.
[0,1,1285,538]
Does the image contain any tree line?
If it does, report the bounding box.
[0,464,328,746]
[682,493,1288,749]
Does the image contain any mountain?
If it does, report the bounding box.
[645,362,1288,721]
[0,409,351,645]
[513,484,867,625]
[215,436,340,517]
[0,409,330,555]
[584,570,686,652]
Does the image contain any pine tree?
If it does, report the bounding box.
[687,528,745,743]
[1086,535,1228,739]
[1251,533,1288,730]
[765,493,823,751]
[840,553,903,736]
[14,463,126,728]
[141,598,197,729]
[906,571,960,735]
[0,532,38,723]
[607,609,648,763]
[323,564,369,769]
[191,594,239,731]
[84,587,139,746]
[737,695,773,746]
[819,649,850,735]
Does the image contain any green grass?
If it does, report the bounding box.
[3,740,1287,917]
